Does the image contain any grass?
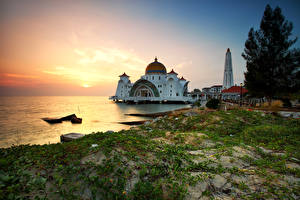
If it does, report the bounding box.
[0,108,299,199]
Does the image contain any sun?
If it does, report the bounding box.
[82,83,91,88]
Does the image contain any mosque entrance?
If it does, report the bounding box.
[129,79,160,97]
[134,86,154,97]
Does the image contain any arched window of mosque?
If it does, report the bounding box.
[170,90,172,93]
[176,93,179,96]
[159,76,161,80]
[170,94,172,96]
[170,85,172,88]
[152,76,154,80]
[160,90,162,93]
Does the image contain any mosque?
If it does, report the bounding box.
[110,57,193,103]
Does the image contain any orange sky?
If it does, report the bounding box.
[1,0,299,95]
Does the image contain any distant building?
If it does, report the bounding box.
[202,87,210,93]
[210,85,223,98]
[223,48,234,89]
[201,85,222,100]
[222,86,248,100]
[190,89,202,101]
[111,58,193,103]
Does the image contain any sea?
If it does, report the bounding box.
[0,96,190,148]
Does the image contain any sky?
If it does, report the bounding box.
[0,0,300,96]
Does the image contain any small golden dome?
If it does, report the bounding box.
[145,57,167,74]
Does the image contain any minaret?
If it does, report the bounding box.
[223,48,234,89]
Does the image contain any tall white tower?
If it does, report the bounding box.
[223,48,234,89]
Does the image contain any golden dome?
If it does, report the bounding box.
[145,57,167,74]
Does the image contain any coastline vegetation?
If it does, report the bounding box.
[1,108,299,199]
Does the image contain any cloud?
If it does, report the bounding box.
[41,46,148,87]
[74,47,147,72]
[3,73,39,79]
[42,66,109,84]
[174,60,193,69]
[0,73,40,87]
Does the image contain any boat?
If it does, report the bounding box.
[42,118,63,124]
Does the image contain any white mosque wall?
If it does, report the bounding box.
[114,73,191,102]
[115,77,132,98]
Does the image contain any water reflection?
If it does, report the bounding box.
[0,96,190,148]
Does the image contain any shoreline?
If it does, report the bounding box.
[1,108,299,199]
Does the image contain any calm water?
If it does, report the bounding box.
[0,96,190,148]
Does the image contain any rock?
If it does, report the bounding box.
[60,133,84,142]
[124,175,139,192]
[119,121,146,125]
[192,157,208,164]
[211,175,227,189]
[189,150,204,155]
[272,152,286,157]
[214,195,233,200]
[144,121,151,125]
[278,111,300,118]
[219,156,248,169]
[248,175,264,187]
[259,146,273,154]
[232,146,257,159]
[222,173,231,179]
[71,116,82,124]
[284,175,300,185]
[187,181,208,200]
[152,117,162,123]
[42,117,63,124]
[81,151,106,165]
[106,130,114,134]
[286,162,300,170]
[184,111,199,117]
[152,137,173,145]
[202,140,215,148]
[290,157,300,163]
[199,197,210,200]
[43,114,81,124]
[60,114,77,121]
[232,175,247,184]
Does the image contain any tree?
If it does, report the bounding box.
[242,4,300,103]
[206,99,220,109]
[193,88,201,93]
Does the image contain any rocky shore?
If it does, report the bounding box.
[1,108,299,199]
